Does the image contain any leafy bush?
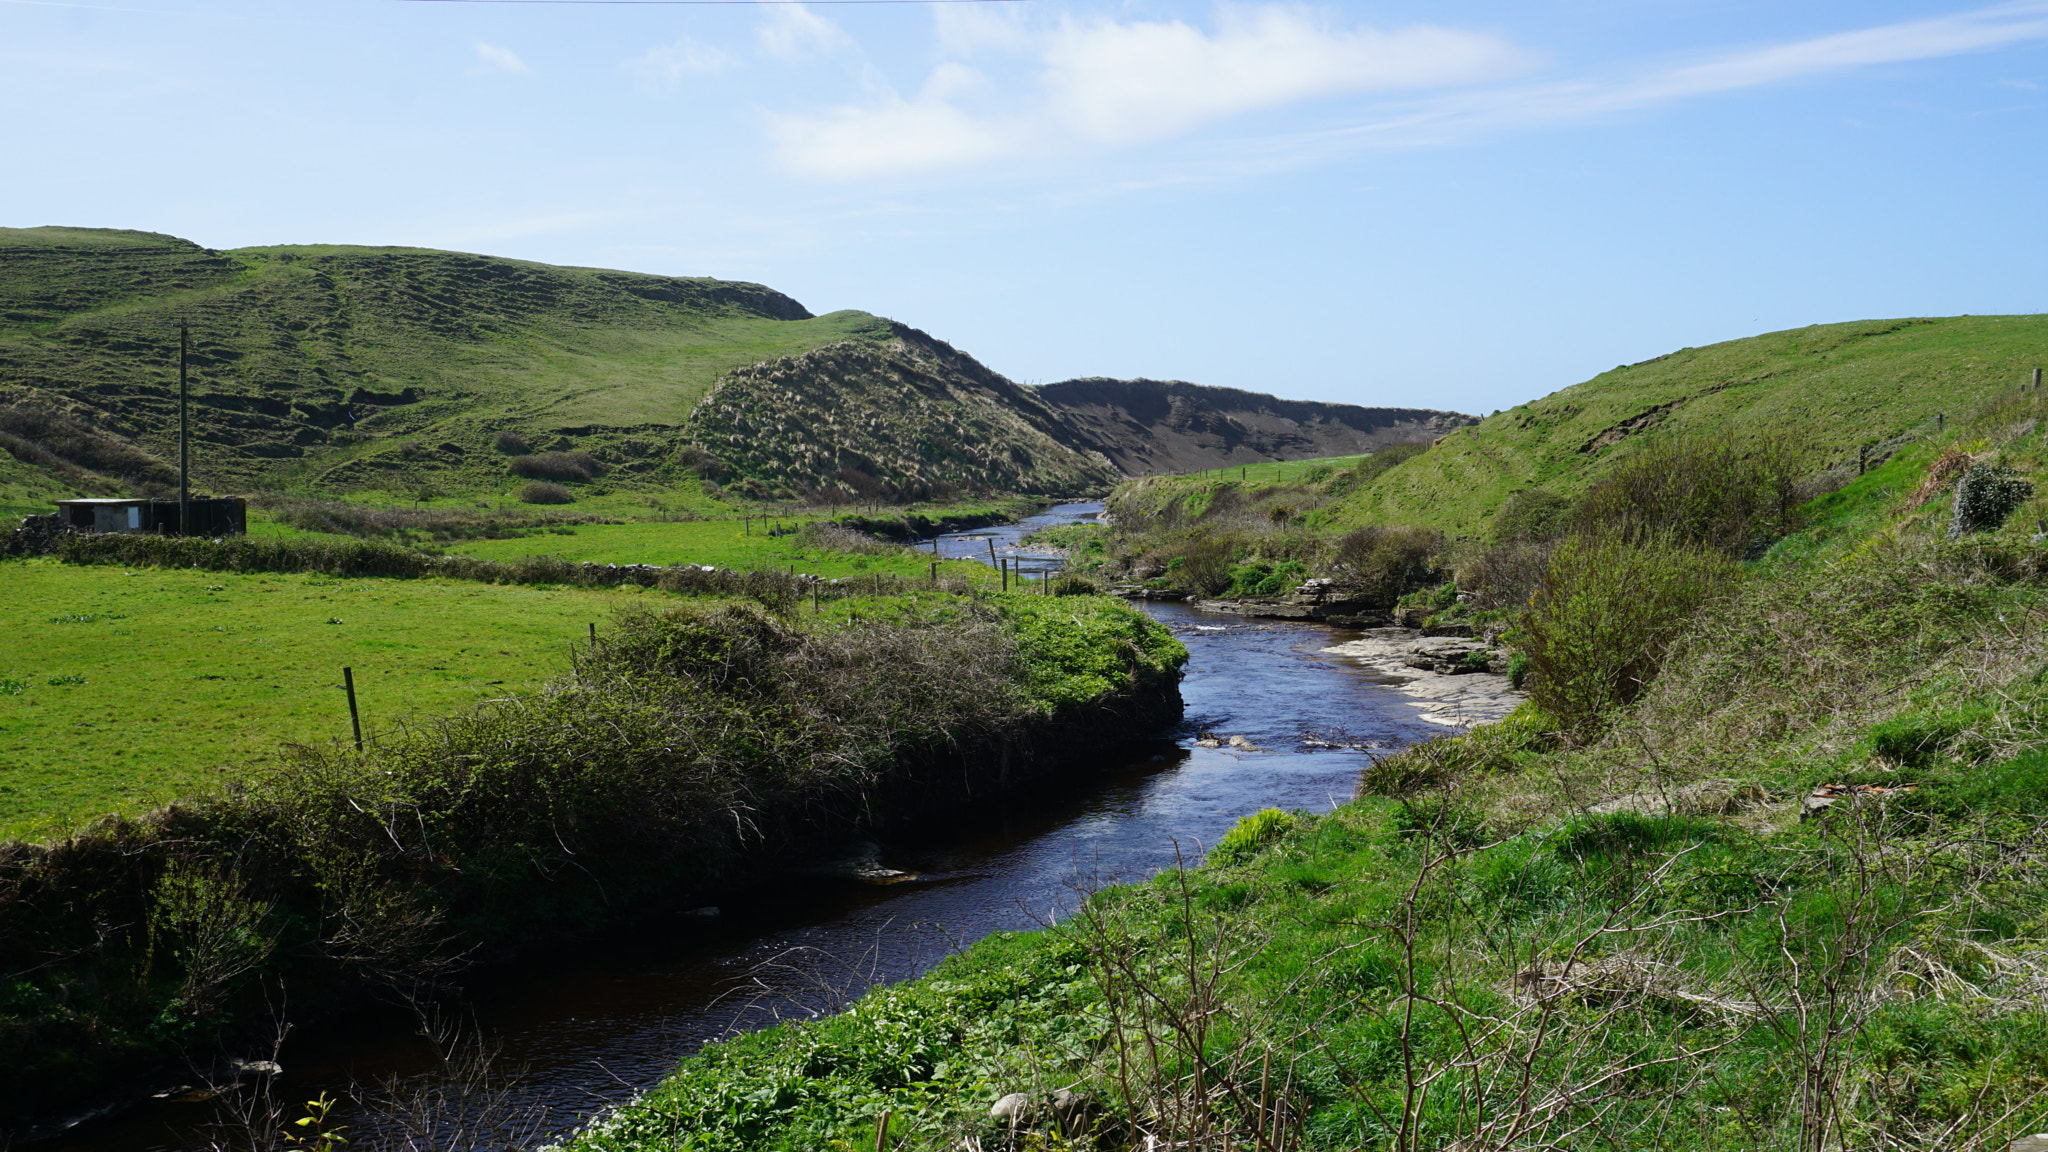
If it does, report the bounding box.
[492,430,531,455]
[509,451,606,482]
[1520,530,1739,738]
[519,481,575,505]
[1224,558,1307,597]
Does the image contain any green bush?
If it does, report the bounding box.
[1520,530,1739,738]
[1224,558,1307,597]
[1570,430,1807,555]
[1329,526,1442,606]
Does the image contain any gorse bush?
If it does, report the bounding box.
[1520,530,1738,738]
[508,451,606,483]
[1948,459,2033,537]
[518,481,575,505]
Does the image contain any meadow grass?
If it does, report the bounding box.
[0,559,656,836]
[435,516,1000,580]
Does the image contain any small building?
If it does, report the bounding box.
[53,497,247,536]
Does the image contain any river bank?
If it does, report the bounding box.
[3,581,1184,1144]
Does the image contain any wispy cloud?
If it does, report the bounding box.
[768,0,2048,182]
[471,41,529,76]
[771,5,1529,179]
[1281,0,2048,159]
[757,5,851,62]
[624,37,736,92]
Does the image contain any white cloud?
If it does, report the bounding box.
[471,42,529,75]
[757,5,851,62]
[624,38,736,92]
[771,5,1529,178]
[769,0,2048,183]
[769,63,1012,180]
[1042,8,1531,145]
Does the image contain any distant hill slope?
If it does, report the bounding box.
[1036,377,1471,474]
[693,326,1117,500]
[0,227,899,495]
[1336,315,2048,536]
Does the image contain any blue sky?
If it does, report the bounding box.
[4,0,2046,415]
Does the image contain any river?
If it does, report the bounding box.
[55,502,1453,1152]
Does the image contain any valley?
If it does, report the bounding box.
[7,225,2048,1151]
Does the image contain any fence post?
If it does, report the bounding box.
[929,560,937,584]
[343,667,363,752]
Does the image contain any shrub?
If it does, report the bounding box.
[1520,530,1739,739]
[1948,460,2033,537]
[1459,539,1554,611]
[519,481,575,505]
[493,430,531,455]
[1571,430,1807,555]
[1224,558,1307,597]
[509,451,606,482]
[1329,526,1442,606]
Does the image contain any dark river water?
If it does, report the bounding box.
[56,503,1445,1151]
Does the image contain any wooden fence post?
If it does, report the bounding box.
[343,667,363,752]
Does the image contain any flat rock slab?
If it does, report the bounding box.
[1322,632,1523,728]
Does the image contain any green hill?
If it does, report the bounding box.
[1338,315,2048,535]
[0,227,963,497]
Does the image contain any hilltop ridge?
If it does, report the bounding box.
[1038,376,1472,475]
[0,227,1464,505]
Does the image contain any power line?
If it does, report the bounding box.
[399,0,1033,5]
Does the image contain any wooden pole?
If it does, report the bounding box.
[588,622,597,646]
[2034,367,2042,392]
[929,560,937,584]
[178,323,189,536]
[343,667,363,751]
[1001,558,1009,592]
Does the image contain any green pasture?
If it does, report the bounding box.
[0,560,653,837]
[434,517,999,581]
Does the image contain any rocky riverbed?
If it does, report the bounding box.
[1321,627,1523,727]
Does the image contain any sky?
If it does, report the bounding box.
[3,0,2047,416]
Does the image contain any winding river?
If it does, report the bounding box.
[57,503,1457,1152]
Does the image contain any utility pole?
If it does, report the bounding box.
[178,323,190,535]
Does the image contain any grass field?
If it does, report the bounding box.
[0,560,658,837]
[434,517,997,580]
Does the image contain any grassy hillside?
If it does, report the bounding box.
[0,226,896,494]
[1339,315,2048,536]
